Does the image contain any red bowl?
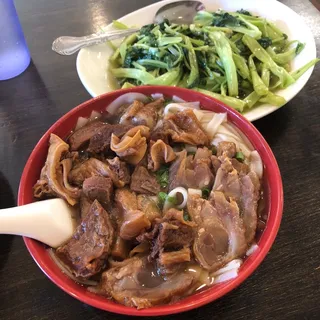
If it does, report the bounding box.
[18,86,283,316]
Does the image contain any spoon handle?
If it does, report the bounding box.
[0,199,76,248]
[52,28,140,55]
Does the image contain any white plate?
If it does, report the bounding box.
[76,0,317,122]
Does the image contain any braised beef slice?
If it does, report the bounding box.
[87,123,133,153]
[239,171,260,243]
[168,150,187,191]
[212,154,260,244]
[169,148,214,191]
[211,155,221,175]
[149,209,195,264]
[217,141,237,158]
[68,157,130,188]
[115,187,138,212]
[69,121,106,151]
[111,236,131,260]
[83,176,113,208]
[91,256,198,309]
[231,158,249,175]
[79,192,92,219]
[158,247,191,266]
[150,120,171,144]
[130,166,160,195]
[106,157,131,186]
[212,154,241,198]
[56,200,114,279]
[137,195,161,224]
[68,158,111,186]
[212,191,247,256]
[136,224,160,243]
[120,210,151,240]
[115,188,151,240]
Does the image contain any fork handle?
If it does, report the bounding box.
[52,28,139,55]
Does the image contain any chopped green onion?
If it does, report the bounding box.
[202,188,210,199]
[212,145,217,155]
[235,151,245,163]
[156,166,170,189]
[158,192,168,207]
[167,196,177,205]
[183,210,191,221]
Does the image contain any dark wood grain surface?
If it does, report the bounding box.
[0,0,319,319]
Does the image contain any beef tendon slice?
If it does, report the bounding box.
[119,98,164,130]
[33,134,80,205]
[148,139,176,172]
[111,129,147,165]
[187,193,247,272]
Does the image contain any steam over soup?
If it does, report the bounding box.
[33,93,264,309]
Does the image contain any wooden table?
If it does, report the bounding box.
[0,0,319,319]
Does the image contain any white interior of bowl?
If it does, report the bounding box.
[76,0,317,122]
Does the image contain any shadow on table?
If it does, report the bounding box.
[0,172,15,271]
[0,59,58,115]
[253,104,292,147]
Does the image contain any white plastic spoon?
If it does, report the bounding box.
[0,199,77,248]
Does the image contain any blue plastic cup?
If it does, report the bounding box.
[0,0,31,80]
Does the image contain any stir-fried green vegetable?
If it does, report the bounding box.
[109,10,319,111]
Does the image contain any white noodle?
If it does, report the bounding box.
[213,269,239,284]
[163,187,188,212]
[246,243,259,256]
[74,117,89,131]
[199,113,214,124]
[212,132,252,158]
[106,92,149,114]
[151,93,164,100]
[89,110,101,121]
[172,95,186,103]
[249,151,263,179]
[149,196,158,203]
[212,259,243,284]
[213,259,242,276]
[164,102,200,114]
[206,113,227,138]
[223,122,254,151]
[164,103,203,122]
